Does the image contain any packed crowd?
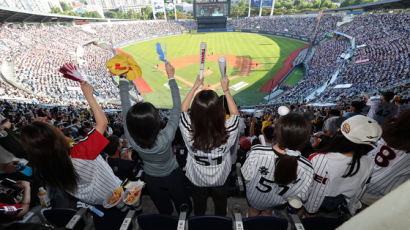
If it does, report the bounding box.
[227,14,341,41]
[270,12,409,105]
[90,20,191,46]
[0,11,409,229]
[1,62,409,229]
[312,13,410,104]
[0,21,194,105]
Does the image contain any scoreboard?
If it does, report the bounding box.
[194,0,231,18]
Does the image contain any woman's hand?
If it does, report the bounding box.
[221,77,230,93]
[81,81,94,99]
[14,180,30,190]
[193,75,204,90]
[165,63,175,80]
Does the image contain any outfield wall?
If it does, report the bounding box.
[259,45,309,93]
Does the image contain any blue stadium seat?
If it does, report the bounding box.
[137,214,179,230]
[188,216,233,230]
[42,208,85,229]
[302,217,344,230]
[242,216,288,230]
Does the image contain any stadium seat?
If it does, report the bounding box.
[41,208,85,229]
[242,216,288,230]
[301,217,344,230]
[137,214,179,230]
[188,216,233,230]
[93,205,130,230]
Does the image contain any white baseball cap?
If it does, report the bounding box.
[341,115,382,148]
[278,106,290,116]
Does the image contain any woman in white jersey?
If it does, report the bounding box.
[362,109,410,205]
[179,76,239,216]
[305,115,382,215]
[241,113,314,217]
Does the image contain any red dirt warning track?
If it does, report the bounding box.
[259,45,309,92]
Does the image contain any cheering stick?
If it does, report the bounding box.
[199,42,207,80]
[58,63,99,96]
[218,56,226,80]
[156,42,167,65]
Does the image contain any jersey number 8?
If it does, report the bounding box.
[375,146,396,168]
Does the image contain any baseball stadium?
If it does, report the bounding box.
[0,0,409,229]
[119,32,307,107]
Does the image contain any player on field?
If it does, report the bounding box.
[179,76,239,216]
[305,115,382,215]
[241,113,314,217]
[361,109,410,206]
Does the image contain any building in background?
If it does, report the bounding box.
[87,0,152,13]
[0,0,61,13]
[0,0,154,15]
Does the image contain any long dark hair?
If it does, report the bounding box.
[274,113,312,151]
[382,109,410,152]
[272,113,311,185]
[20,121,78,192]
[190,90,228,152]
[126,102,160,149]
[318,133,373,177]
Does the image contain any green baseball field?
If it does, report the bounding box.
[120,32,306,108]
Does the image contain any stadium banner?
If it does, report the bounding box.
[251,0,273,8]
[164,0,175,12]
[152,0,165,13]
[333,31,353,40]
[355,59,369,64]
[334,84,352,89]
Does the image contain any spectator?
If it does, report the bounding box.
[103,135,138,181]
[362,109,410,206]
[305,115,382,215]
[119,63,191,215]
[343,101,366,119]
[241,113,314,217]
[0,180,31,222]
[20,81,121,205]
[364,91,398,125]
[179,76,239,216]
[322,109,343,136]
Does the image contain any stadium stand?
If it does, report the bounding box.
[0,1,409,230]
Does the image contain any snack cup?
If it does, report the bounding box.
[103,187,124,210]
[287,197,303,214]
[123,180,145,207]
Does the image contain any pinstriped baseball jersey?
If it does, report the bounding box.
[70,129,122,205]
[241,145,314,211]
[179,112,239,187]
[305,153,373,215]
[365,139,410,198]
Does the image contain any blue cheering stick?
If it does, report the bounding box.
[156,42,168,65]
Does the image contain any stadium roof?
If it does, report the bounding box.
[0,6,129,23]
[324,0,409,12]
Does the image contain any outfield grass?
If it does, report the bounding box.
[283,67,305,86]
[121,33,306,108]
